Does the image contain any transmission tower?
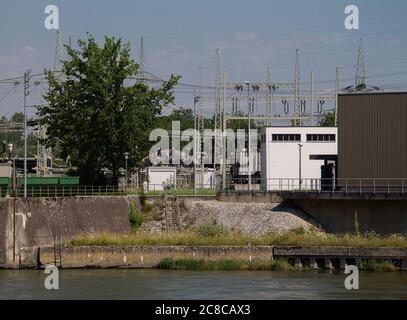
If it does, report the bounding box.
[36,124,52,176]
[294,48,301,126]
[139,36,145,80]
[197,66,205,188]
[266,67,273,126]
[214,48,222,183]
[355,38,366,92]
[54,30,64,72]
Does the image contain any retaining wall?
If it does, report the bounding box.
[0,196,138,268]
[38,246,274,268]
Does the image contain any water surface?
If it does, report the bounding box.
[0,269,406,300]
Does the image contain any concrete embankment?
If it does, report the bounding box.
[34,245,407,270]
[217,192,407,235]
[38,246,274,268]
[0,196,138,268]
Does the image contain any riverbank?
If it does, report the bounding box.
[67,229,407,248]
[33,245,407,271]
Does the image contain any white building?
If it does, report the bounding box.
[143,166,177,192]
[260,127,338,191]
[194,168,215,189]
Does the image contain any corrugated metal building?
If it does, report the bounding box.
[338,92,407,180]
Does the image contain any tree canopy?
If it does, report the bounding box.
[39,34,180,184]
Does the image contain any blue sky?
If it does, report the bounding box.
[0,0,407,116]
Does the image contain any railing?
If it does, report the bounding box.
[0,185,127,198]
[0,184,218,198]
[3,178,406,197]
[226,178,407,195]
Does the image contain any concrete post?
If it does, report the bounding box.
[310,258,319,270]
[340,258,348,270]
[294,258,303,270]
[324,258,334,270]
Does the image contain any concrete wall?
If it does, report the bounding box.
[0,200,9,265]
[38,246,274,268]
[290,199,407,235]
[0,196,138,268]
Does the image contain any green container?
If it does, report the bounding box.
[0,177,9,185]
[18,177,59,185]
[59,177,80,185]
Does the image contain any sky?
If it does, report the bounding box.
[0,0,407,117]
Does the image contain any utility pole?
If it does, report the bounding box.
[310,72,314,126]
[214,48,222,187]
[139,36,145,81]
[23,70,31,198]
[294,49,300,126]
[222,71,227,190]
[193,88,197,195]
[245,81,251,191]
[298,143,303,190]
[267,67,272,126]
[335,67,340,126]
[198,66,204,189]
[124,152,130,191]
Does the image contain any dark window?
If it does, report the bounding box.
[272,134,301,142]
[306,134,336,142]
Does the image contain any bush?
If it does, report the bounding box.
[129,202,144,231]
[197,221,228,238]
[358,259,397,272]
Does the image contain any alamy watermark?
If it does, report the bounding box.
[44,5,59,30]
[44,264,59,290]
[149,121,258,167]
[344,5,359,30]
[344,265,359,290]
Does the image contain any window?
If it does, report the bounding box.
[272,134,301,142]
[306,134,336,142]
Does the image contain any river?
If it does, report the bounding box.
[0,269,406,300]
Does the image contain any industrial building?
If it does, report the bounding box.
[338,92,407,189]
[260,127,338,191]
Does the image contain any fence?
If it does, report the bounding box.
[0,185,127,198]
[227,178,407,194]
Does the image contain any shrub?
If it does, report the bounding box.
[197,221,228,238]
[354,211,360,236]
[129,202,144,231]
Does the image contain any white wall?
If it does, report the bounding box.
[145,167,177,191]
[261,127,337,190]
[194,168,215,189]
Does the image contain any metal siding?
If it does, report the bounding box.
[338,92,407,179]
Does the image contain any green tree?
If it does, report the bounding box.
[320,112,336,127]
[39,34,180,184]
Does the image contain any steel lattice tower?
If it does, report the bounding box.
[294,48,301,126]
[214,48,222,182]
[355,38,366,92]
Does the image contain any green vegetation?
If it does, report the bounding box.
[67,229,407,248]
[196,222,228,238]
[358,260,398,272]
[320,111,336,127]
[129,202,143,232]
[158,258,293,271]
[39,33,180,185]
[354,211,360,236]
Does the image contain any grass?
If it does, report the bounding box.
[158,258,294,271]
[66,229,407,248]
[358,260,398,272]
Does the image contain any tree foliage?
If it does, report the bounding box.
[320,112,336,127]
[39,34,179,184]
